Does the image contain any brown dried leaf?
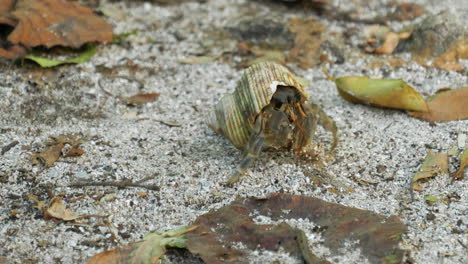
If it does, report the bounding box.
[30,142,65,167]
[0,0,113,58]
[432,40,468,72]
[411,151,448,191]
[27,194,47,212]
[186,193,406,264]
[30,135,86,167]
[122,92,160,105]
[374,32,400,54]
[44,197,80,221]
[452,148,468,181]
[65,143,85,157]
[287,17,325,69]
[177,55,219,64]
[387,58,407,68]
[408,87,468,122]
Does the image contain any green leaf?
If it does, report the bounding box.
[323,65,428,112]
[112,30,139,44]
[25,44,97,68]
[88,225,196,264]
[424,195,440,205]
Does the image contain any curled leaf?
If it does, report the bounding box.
[374,32,400,54]
[411,151,448,191]
[45,197,80,221]
[323,66,428,112]
[408,87,468,122]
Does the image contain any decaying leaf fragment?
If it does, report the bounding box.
[432,40,468,72]
[30,135,85,167]
[177,55,219,64]
[186,193,406,264]
[88,226,196,264]
[287,17,325,69]
[411,151,448,191]
[424,195,440,205]
[0,0,113,59]
[408,87,468,122]
[28,195,101,222]
[121,92,160,105]
[24,44,97,67]
[237,43,286,68]
[452,148,468,181]
[44,197,81,221]
[364,25,412,55]
[323,66,428,112]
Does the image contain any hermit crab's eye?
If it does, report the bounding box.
[271,86,300,110]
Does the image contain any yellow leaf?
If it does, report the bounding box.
[323,66,428,112]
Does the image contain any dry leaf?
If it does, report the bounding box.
[411,151,448,191]
[407,87,468,122]
[0,0,113,58]
[65,143,85,157]
[29,195,104,222]
[364,26,412,55]
[240,48,286,68]
[88,226,196,264]
[30,142,65,167]
[287,17,325,69]
[44,197,80,221]
[387,58,407,68]
[177,55,218,64]
[27,194,47,212]
[452,148,468,181]
[432,40,468,72]
[375,32,400,54]
[186,193,406,264]
[122,93,160,105]
[30,135,86,167]
[323,66,428,112]
[121,111,138,119]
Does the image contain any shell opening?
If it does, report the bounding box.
[270,85,303,111]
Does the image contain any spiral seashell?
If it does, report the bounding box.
[208,62,309,149]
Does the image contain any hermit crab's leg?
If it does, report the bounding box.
[227,113,266,185]
[309,102,338,152]
[294,104,318,153]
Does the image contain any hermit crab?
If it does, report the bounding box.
[208,62,338,185]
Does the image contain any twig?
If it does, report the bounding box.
[1,140,19,155]
[69,180,160,191]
